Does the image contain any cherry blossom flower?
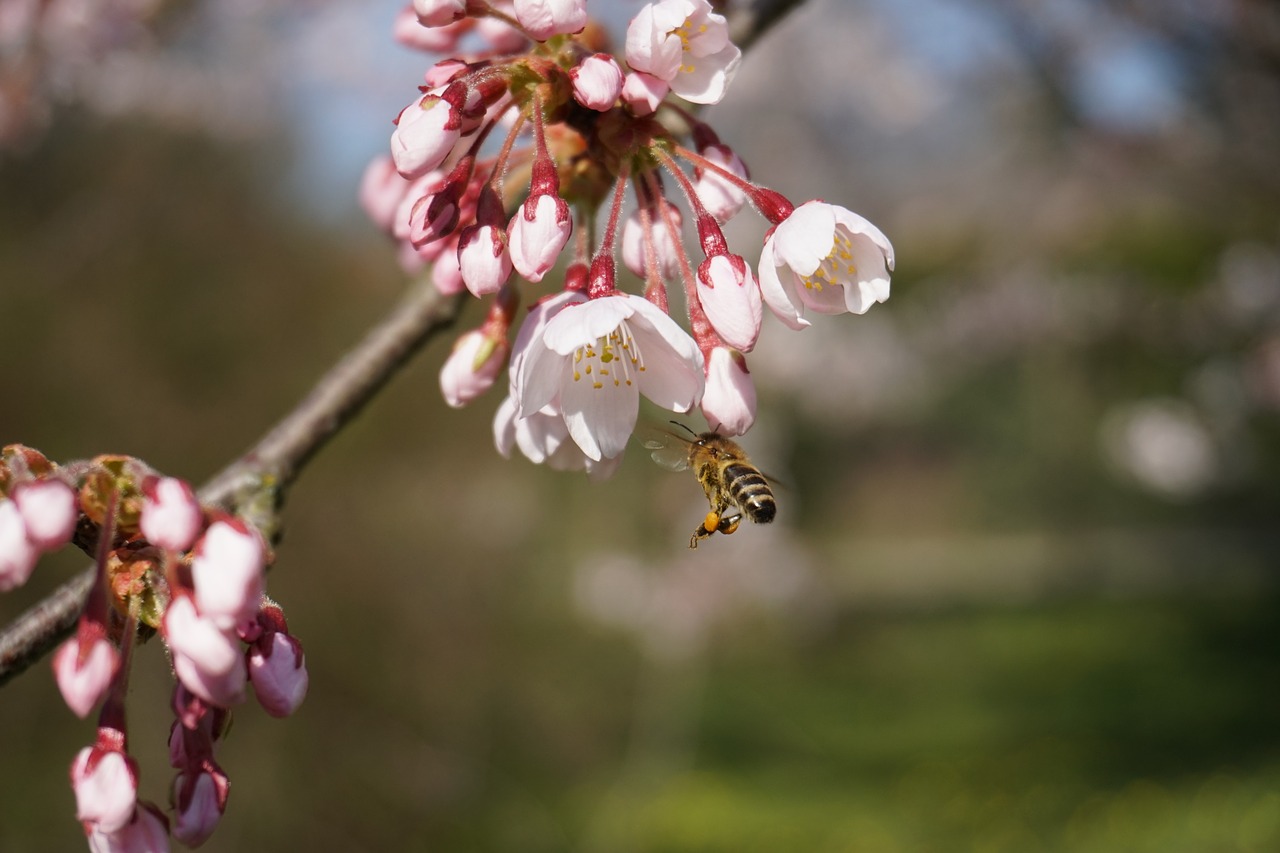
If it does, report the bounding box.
[570,54,624,111]
[759,201,895,329]
[515,293,704,461]
[696,253,762,352]
[513,0,587,41]
[12,478,77,550]
[140,477,202,553]
[700,346,757,435]
[53,635,118,719]
[0,499,39,591]
[171,649,247,709]
[493,396,624,480]
[190,520,265,631]
[624,0,741,105]
[72,747,138,834]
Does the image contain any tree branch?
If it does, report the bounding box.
[0,277,465,686]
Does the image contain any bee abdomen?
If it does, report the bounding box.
[725,463,776,524]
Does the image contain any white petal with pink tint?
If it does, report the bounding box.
[87,803,171,853]
[13,479,77,551]
[621,203,682,280]
[72,749,137,834]
[164,597,240,677]
[571,54,624,111]
[621,71,668,115]
[625,0,740,104]
[53,636,118,719]
[701,346,757,435]
[140,477,202,553]
[696,254,762,352]
[516,295,702,460]
[458,223,512,296]
[693,144,748,223]
[759,200,894,328]
[413,0,466,27]
[440,330,507,408]
[0,500,39,592]
[391,94,461,179]
[507,193,572,282]
[172,650,247,708]
[191,521,264,631]
[514,0,587,40]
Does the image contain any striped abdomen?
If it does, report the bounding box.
[724,463,776,524]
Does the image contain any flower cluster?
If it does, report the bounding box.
[0,446,308,851]
[361,0,895,474]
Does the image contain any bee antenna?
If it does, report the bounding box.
[669,420,697,438]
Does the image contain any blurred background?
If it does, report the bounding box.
[2,0,1279,850]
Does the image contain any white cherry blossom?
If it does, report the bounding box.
[514,293,703,461]
[625,0,741,105]
[758,201,894,329]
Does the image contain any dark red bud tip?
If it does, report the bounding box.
[696,213,728,258]
[587,254,617,299]
[751,187,795,224]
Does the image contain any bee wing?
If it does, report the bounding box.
[638,426,691,472]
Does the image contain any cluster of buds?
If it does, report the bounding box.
[361,0,895,476]
[1,446,308,851]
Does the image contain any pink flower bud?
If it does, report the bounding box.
[13,478,77,551]
[513,0,587,40]
[570,54,624,111]
[621,71,668,116]
[391,93,462,180]
[393,7,470,52]
[249,632,309,718]
[621,202,682,280]
[359,155,409,233]
[507,193,572,282]
[87,802,170,853]
[140,477,202,553]
[693,144,748,223]
[432,235,467,294]
[424,59,469,88]
[441,330,508,409]
[701,347,757,435]
[696,253,762,352]
[164,597,241,677]
[0,500,39,592]
[72,747,138,834]
[172,770,226,848]
[412,0,466,28]
[53,636,118,719]
[457,223,513,296]
[476,15,529,52]
[190,520,264,631]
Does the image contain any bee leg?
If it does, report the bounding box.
[719,513,743,535]
[690,516,717,549]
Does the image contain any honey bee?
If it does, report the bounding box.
[644,423,777,549]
